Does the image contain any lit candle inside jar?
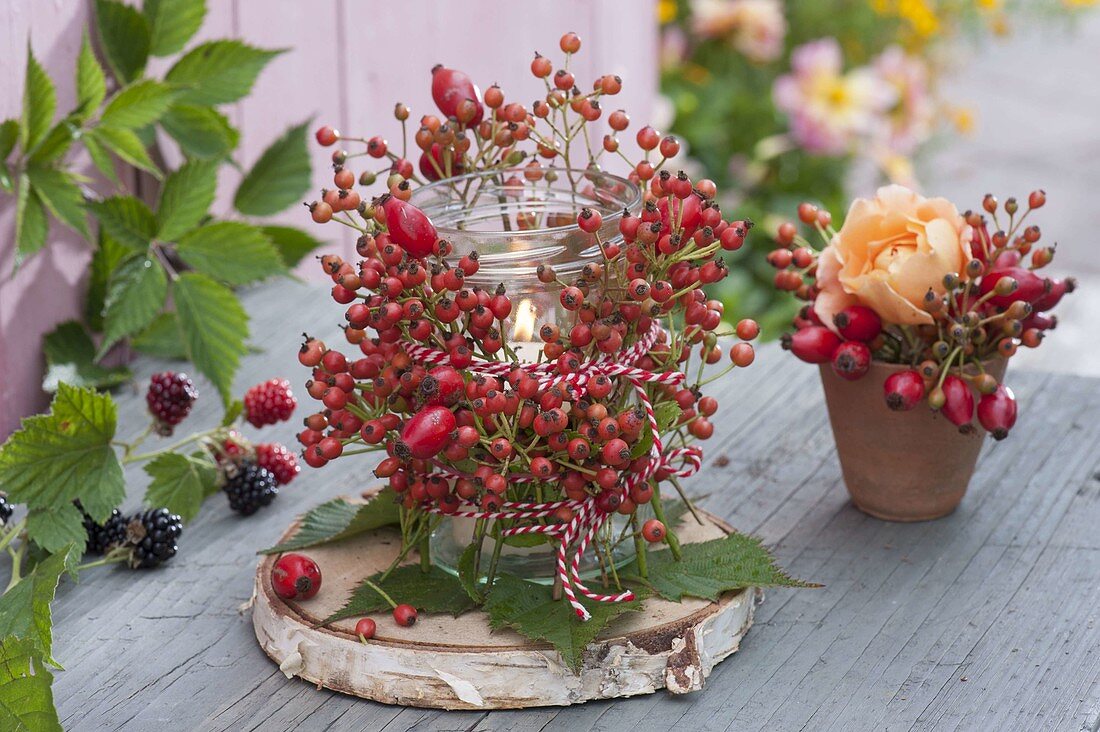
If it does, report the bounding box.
[507,297,540,362]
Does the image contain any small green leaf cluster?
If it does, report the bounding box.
[2,0,322,404]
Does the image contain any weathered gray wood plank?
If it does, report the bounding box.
[26,281,1100,731]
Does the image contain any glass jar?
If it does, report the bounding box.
[411,168,643,584]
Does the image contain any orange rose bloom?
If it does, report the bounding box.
[814,185,972,329]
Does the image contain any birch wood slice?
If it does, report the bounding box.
[252,499,758,710]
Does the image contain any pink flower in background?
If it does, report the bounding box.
[690,0,787,63]
[773,38,894,155]
[872,46,935,154]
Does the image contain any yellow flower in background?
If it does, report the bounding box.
[1063,0,1097,7]
[948,105,977,135]
[658,0,677,24]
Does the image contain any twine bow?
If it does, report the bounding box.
[406,323,702,620]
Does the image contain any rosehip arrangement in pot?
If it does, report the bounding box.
[282,34,793,635]
[771,185,1073,520]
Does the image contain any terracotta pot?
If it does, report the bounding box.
[819,358,1007,522]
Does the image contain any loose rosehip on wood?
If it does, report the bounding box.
[272,553,322,601]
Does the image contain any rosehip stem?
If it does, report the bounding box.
[361,578,399,610]
[650,482,682,561]
[631,514,648,578]
[75,546,130,572]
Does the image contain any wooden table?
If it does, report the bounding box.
[49,283,1100,731]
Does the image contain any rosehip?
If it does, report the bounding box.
[393,603,418,627]
[831,341,871,381]
[940,375,975,429]
[782,326,841,364]
[378,195,438,259]
[355,617,377,641]
[430,65,484,127]
[272,553,322,601]
[642,519,665,543]
[977,385,1017,440]
[397,406,456,460]
[883,370,925,411]
[833,305,882,342]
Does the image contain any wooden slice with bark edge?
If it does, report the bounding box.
[252,497,758,709]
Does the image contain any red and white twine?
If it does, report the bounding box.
[406,323,702,621]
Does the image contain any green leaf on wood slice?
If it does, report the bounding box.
[130,313,188,360]
[457,543,481,602]
[161,103,238,159]
[93,0,151,82]
[325,565,477,624]
[100,80,178,130]
[260,492,400,554]
[88,126,160,177]
[176,221,284,285]
[25,166,88,239]
[25,505,87,555]
[0,544,78,667]
[14,174,48,265]
[485,574,648,673]
[0,637,62,732]
[98,256,168,356]
[233,121,311,216]
[75,34,106,120]
[172,272,248,405]
[20,45,56,153]
[86,195,156,251]
[0,384,123,524]
[84,231,130,330]
[166,40,283,107]
[143,452,217,522]
[144,0,207,56]
[623,532,819,603]
[156,159,217,242]
[42,321,131,393]
[259,225,323,269]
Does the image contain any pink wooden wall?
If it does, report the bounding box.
[0,0,658,437]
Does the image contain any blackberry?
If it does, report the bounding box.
[0,493,13,525]
[224,463,279,516]
[146,372,198,435]
[83,508,128,554]
[127,508,183,569]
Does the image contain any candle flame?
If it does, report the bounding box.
[513,298,538,342]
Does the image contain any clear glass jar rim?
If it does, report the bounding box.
[410,167,642,238]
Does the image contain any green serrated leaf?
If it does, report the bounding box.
[457,543,480,603]
[25,505,87,555]
[143,452,215,522]
[42,321,131,393]
[84,231,131,330]
[89,126,159,177]
[0,637,62,732]
[27,117,81,165]
[94,0,151,82]
[130,313,188,360]
[20,45,56,153]
[86,195,156,250]
[82,133,120,186]
[260,492,400,554]
[0,544,78,666]
[0,120,19,160]
[75,34,107,120]
[325,565,476,624]
[144,0,207,56]
[485,574,648,672]
[166,40,283,106]
[220,400,243,427]
[161,103,238,159]
[101,80,178,129]
[176,221,284,284]
[25,166,89,239]
[173,272,248,404]
[233,121,310,216]
[14,174,48,265]
[502,533,551,548]
[99,256,168,356]
[623,532,818,603]
[0,384,123,523]
[155,160,217,242]
[258,225,323,269]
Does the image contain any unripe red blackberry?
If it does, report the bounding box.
[255,443,301,486]
[244,379,297,428]
[146,372,198,435]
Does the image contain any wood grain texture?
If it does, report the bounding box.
[14,280,1099,731]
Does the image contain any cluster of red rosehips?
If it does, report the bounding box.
[773,192,1073,440]
[295,34,757,579]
